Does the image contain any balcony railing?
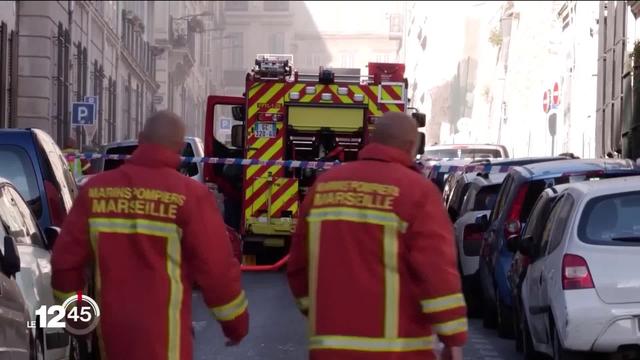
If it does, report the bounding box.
[121,10,156,80]
[169,16,196,66]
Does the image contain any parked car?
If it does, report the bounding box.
[0,235,30,360]
[0,177,68,360]
[0,129,78,230]
[477,159,640,338]
[507,185,570,353]
[95,137,205,183]
[423,144,510,160]
[519,177,640,360]
[447,157,569,222]
[453,172,505,315]
[424,159,471,192]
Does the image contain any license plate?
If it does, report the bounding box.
[254,123,276,138]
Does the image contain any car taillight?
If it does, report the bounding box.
[503,183,529,238]
[562,254,594,290]
[463,224,484,256]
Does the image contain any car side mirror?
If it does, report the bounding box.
[518,235,534,257]
[475,213,490,229]
[412,112,426,128]
[0,236,21,277]
[506,234,520,253]
[231,125,244,149]
[44,226,61,250]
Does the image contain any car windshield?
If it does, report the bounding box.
[104,145,138,171]
[578,191,640,245]
[0,145,42,218]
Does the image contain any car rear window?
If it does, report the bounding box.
[578,191,640,245]
[473,184,501,211]
[104,145,138,171]
[0,145,42,218]
[424,148,503,160]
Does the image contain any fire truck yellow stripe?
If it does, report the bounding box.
[300,85,318,102]
[288,202,298,214]
[379,86,401,112]
[245,165,280,200]
[247,136,270,158]
[329,85,353,104]
[269,181,299,217]
[288,83,306,100]
[392,85,404,100]
[248,83,265,98]
[246,140,282,178]
[248,83,284,120]
[350,86,379,115]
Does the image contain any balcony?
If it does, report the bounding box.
[169,16,197,67]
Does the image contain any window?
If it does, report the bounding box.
[491,175,513,222]
[0,185,43,247]
[522,193,554,245]
[389,13,402,34]
[268,33,285,54]
[264,1,289,11]
[546,194,574,254]
[519,180,548,222]
[578,191,640,246]
[472,184,502,212]
[33,129,77,213]
[539,197,566,257]
[0,145,42,218]
[225,1,249,11]
[227,32,244,69]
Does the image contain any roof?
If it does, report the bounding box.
[425,144,506,150]
[468,156,566,166]
[514,159,639,179]
[469,172,507,187]
[566,176,640,199]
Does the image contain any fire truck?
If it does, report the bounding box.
[204,54,426,268]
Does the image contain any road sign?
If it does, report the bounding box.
[84,96,98,106]
[552,82,560,106]
[72,102,96,126]
[84,126,97,141]
[543,90,550,113]
[221,118,231,130]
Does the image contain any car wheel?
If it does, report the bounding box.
[496,295,515,339]
[552,326,586,360]
[522,315,544,360]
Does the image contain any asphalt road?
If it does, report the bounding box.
[193,272,521,360]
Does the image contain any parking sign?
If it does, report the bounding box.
[72,102,95,126]
[221,118,231,130]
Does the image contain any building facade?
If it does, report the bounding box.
[0,1,18,129]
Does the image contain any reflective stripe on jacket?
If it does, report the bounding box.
[288,143,467,360]
[51,143,248,360]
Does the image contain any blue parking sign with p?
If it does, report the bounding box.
[72,102,95,126]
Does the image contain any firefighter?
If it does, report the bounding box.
[288,112,467,360]
[62,136,91,178]
[51,111,249,360]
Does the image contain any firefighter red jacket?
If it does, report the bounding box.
[51,143,248,360]
[288,143,467,360]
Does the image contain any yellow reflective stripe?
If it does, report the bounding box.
[310,335,435,352]
[307,207,407,232]
[211,291,248,321]
[383,224,399,338]
[421,293,466,314]
[52,289,75,304]
[88,227,107,360]
[308,221,321,336]
[296,296,309,311]
[89,217,182,360]
[433,317,468,336]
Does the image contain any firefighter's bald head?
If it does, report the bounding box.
[371,112,418,158]
[140,111,186,153]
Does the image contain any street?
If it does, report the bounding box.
[193,272,519,360]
